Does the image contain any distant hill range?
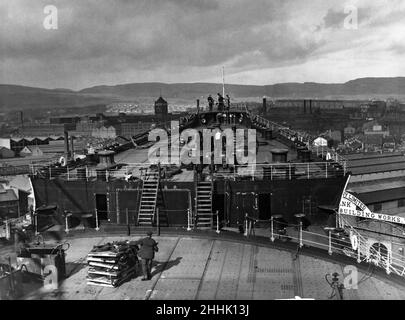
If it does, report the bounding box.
[2,77,405,111]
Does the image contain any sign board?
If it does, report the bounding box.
[339,191,405,225]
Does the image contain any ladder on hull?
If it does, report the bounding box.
[137,171,159,226]
[196,180,213,229]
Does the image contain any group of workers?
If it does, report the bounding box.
[207,93,231,112]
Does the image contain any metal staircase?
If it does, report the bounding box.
[137,170,159,226]
[196,180,213,229]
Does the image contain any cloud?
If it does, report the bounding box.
[0,0,404,89]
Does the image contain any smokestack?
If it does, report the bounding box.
[64,131,70,160]
[19,111,24,128]
[70,136,74,159]
[262,97,267,113]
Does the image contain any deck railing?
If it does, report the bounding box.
[199,104,249,113]
[21,208,405,286]
[29,162,157,181]
[245,215,405,282]
[253,114,348,172]
[29,160,345,181]
[213,162,345,180]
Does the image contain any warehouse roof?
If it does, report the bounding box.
[344,152,404,160]
[348,155,405,168]
[349,162,405,175]
[350,180,405,194]
[357,187,405,205]
[0,188,18,202]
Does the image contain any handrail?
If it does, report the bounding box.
[253,114,348,173]
[29,161,346,181]
[19,205,405,280]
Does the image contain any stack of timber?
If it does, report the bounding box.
[86,241,138,287]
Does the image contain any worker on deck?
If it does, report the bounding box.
[135,231,159,281]
[217,93,224,111]
[207,95,214,112]
[226,94,231,110]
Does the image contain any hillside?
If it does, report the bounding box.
[80,77,405,99]
[2,77,405,111]
[0,85,118,111]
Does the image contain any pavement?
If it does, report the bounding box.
[2,233,405,300]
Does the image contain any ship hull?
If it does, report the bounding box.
[31,175,348,228]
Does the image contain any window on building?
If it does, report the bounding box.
[373,203,382,212]
[398,199,405,208]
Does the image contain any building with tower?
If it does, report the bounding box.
[154,96,168,120]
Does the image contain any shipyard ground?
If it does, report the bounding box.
[1,229,405,300]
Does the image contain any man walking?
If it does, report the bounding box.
[135,231,159,281]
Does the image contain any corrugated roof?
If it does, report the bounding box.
[344,152,404,160]
[349,155,405,168]
[350,162,405,175]
[357,187,405,204]
[350,180,405,194]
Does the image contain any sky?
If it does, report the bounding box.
[1,0,405,90]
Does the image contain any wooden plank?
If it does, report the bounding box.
[88,262,120,269]
[87,252,122,258]
[87,267,136,287]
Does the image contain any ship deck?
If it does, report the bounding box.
[2,231,405,300]
[110,134,299,182]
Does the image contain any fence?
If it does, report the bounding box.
[253,114,348,172]
[242,214,405,280]
[0,165,30,176]
[29,163,154,181]
[213,162,345,180]
[30,160,345,182]
[11,205,405,285]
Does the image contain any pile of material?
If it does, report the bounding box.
[86,241,138,287]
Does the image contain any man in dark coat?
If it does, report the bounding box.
[226,94,231,110]
[135,231,159,280]
[217,93,224,111]
[207,95,214,111]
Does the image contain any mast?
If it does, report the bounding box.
[222,66,225,97]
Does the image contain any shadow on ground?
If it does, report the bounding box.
[65,262,87,278]
[151,257,183,277]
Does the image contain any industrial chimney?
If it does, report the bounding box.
[64,131,70,160]
[70,136,74,159]
[19,111,24,128]
[262,97,267,113]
